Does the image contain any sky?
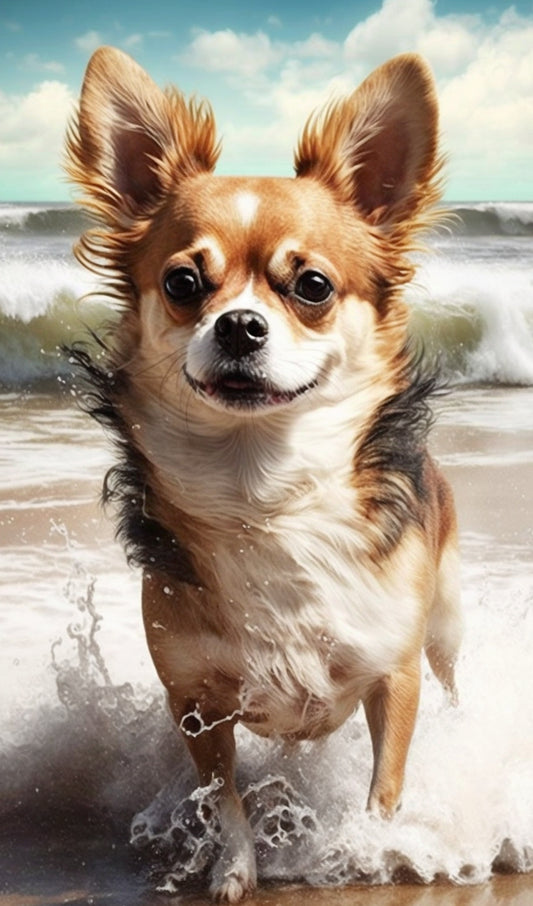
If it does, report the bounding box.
[0,0,532,202]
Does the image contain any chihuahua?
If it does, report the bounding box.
[66,47,461,902]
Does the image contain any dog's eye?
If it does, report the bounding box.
[294,270,333,305]
[163,267,201,304]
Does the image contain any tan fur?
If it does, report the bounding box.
[67,47,461,903]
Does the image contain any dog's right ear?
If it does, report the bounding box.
[66,46,219,224]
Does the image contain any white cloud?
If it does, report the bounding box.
[438,13,533,187]
[75,30,104,54]
[417,18,479,75]
[122,33,143,49]
[22,53,65,74]
[183,29,282,77]
[344,0,433,69]
[293,33,338,59]
[3,1,530,200]
[179,1,533,198]
[0,81,74,172]
[343,0,481,77]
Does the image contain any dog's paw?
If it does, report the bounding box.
[210,847,256,903]
[211,869,255,903]
[366,790,402,820]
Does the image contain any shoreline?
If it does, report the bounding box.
[1,874,533,906]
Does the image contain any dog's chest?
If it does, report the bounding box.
[143,410,420,737]
[191,494,418,739]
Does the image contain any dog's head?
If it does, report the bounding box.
[67,48,442,422]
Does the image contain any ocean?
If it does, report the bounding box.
[1,201,532,904]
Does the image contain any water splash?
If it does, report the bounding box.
[131,773,321,892]
[0,564,177,830]
[2,565,533,895]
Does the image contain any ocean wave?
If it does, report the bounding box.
[0,252,115,388]
[1,206,532,389]
[2,202,532,239]
[0,203,90,236]
[449,202,533,237]
[2,286,532,392]
[0,293,117,389]
[406,255,533,385]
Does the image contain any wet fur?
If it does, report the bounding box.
[66,48,462,903]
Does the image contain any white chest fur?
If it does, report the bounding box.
[206,500,420,726]
[136,394,423,737]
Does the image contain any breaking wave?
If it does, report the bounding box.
[2,201,532,238]
[0,203,89,236]
[450,202,533,237]
[2,268,532,391]
[1,201,532,389]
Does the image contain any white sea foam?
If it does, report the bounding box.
[408,252,533,385]
[0,257,91,322]
[1,561,532,889]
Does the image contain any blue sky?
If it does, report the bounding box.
[1,0,532,201]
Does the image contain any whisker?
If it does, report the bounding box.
[128,348,184,381]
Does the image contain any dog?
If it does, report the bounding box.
[66,47,462,903]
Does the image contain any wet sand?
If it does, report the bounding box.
[1,874,533,906]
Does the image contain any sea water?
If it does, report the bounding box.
[0,201,532,896]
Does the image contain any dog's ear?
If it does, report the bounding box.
[66,46,219,222]
[295,54,442,229]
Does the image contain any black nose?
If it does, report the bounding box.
[214,309,269,358]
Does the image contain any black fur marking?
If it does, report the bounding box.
[66,338,440,574]
[356,344,443,556]
[65,342,198,585]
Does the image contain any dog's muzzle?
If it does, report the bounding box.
[184,308,318,411]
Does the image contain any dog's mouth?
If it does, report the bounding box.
[184,368,318,410]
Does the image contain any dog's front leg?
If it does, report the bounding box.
[142,575,255,900]
[363,657,421,819]
[172,698,257,904]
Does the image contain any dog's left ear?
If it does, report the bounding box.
[295,54,442,228]
[66,46,219,223]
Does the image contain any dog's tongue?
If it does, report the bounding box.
[204,377,262,396]
[221,377,261,392]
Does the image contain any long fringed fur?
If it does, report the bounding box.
[295,54,445,300]
[67,338,441,574]
[64,46,220,311]
[356,344,443,557]
[66,342,198,585]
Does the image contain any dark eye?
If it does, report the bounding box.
[294,270,333,305]
[163,267,201,305]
